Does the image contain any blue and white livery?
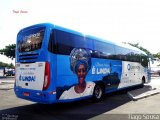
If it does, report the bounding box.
[14,23,150,103]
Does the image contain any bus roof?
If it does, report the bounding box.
[19,23,147,56]
[115,42,147,55]
[54,24,147,56]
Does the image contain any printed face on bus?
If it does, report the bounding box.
[76,64,87,84]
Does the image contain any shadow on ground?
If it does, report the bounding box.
[0,87,138,120]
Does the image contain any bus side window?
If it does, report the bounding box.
[115,46,141,62]
[94,41,116,59]
[141,54,148,67]
[48,29,56,53]
[115,46,127,60]
[55,30,93,55]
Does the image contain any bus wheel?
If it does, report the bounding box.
[92,84,103,102]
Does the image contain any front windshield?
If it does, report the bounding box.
[18,27,45,52]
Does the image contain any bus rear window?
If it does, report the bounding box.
[18,27,45,52]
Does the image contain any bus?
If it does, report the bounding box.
[14,23,151,104]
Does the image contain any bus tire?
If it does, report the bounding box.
[92,84,104,102]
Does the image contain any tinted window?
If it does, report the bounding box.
[115,46,130,55]
[115,46,129,60]
[94,41,116,59]
[115,46,141,62]
[141,54,148,67]
[130,51,141,62]
[18,27,45,52]
[55,30,93,55]
[48,29,56,53]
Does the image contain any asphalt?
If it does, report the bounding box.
[1,76,160,98]
[0,76,15,90]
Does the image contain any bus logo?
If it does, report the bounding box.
[19,75,36,82]
[127,64,140,71]
[127,64,131,70]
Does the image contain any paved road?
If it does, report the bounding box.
[0,76,15,84]
[0,76,14,90]
[0,77,160,120]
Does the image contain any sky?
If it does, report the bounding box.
[0,0,160,64]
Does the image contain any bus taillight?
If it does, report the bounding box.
[43,62,50,90]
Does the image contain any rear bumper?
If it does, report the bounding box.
[14,87,57,104]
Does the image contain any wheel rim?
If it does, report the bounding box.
[95,86,102,99]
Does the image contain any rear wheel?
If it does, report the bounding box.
[92,84,103,101]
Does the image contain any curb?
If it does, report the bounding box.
[0,88,14,90]
[127,88,160,101]
[0,82,14,84]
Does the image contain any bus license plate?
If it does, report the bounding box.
[23,92,30,97]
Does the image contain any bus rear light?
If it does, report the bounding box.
[43,62,50,90]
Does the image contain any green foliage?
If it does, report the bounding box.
[0,44,16,60]
[0,62,14,68]
[128,43,151,55]
[153,52,160,59]
[128,42,160,60]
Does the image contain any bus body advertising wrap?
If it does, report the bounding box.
[14,23,151,104]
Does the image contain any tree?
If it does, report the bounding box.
[9,63,15,68]
[0,44,16,60]
[0,62,9,67]
[0,62,14,68]
[153,52,160,59]
[128,43,151,55]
